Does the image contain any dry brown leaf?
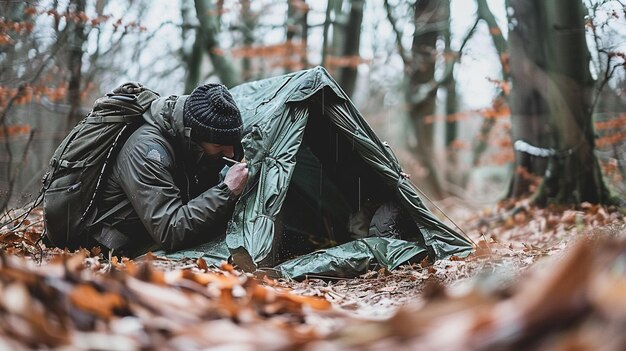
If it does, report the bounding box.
[2,282,33,316]
[0,232,23,244]
[220,261,235,272]
[23,228,40,244]
[196,257,208,271]
[514,239,593,330]
[218,288,240,317]
[174,269,239,289]
[561,210,579,225]
[69,284,126,319]
[125,276,209,321]
[546,214,560,229]
[474,240,493,257]
[514,212,527,224]
[590,272,626,319]
[278,292,332,311]
[90,246,102,256]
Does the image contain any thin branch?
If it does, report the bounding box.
[470,0,510,167]
[476,0,508,79]
[408,17,480,106]
[590,57,620,114]
[413,1,448,38]
[0,32,69,125]
[321,0,333,67]
[384,0,410,65]
[0,130,36,212]
[141,21,179,44]
[0,29,68,213]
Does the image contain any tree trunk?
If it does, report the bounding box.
[82,0,107,93]
[505,0,551,197]
[66,0,87,129]
[406,0,446,198]
[182,0,202,93]
[507,0,612,204]
[442,0,458,182]
[300,4,309,69]
[329,0,346,75]
[534,0,610,204]
[194,0,240,88]
[185,34,203,93]
[336,0,364,97]
[285,0,308,72]
[240,0,255,81]
[331,0,346,48]
[471,0,513,169]
[321,0,334,67]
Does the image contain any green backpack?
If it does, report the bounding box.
[42,83,159,249]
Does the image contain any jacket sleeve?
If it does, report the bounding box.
[117,137,238,252]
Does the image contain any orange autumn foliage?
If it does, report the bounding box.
[595,113,626,130]
[0,84,69,110]
[325,55,371,69]
[69,284,126,319]
[231,41,306,59]
[0,124,31,139]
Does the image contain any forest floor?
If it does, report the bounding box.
[0,199,625,350]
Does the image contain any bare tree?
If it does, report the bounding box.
[504,0,551,197]
[286,0,309,72]
[240,0,256,80]
[335,0,364,97]
[470,0,512,170]
[384,0,450,198]
[0,0,154,210]
[182,0,203,93]
[506,0,612,204]
[194,0,241,87]
[320,0,364,98]
[66,0,88,129]
[442,0,455,140]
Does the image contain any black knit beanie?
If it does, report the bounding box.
[183,83,243,145]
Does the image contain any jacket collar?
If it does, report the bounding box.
[144,95,204,165]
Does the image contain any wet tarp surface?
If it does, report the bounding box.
[162,67,473,279]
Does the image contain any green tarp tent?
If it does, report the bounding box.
[163,67,473,279]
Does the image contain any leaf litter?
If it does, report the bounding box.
[0,201,624,350]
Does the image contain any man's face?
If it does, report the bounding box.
[199,142,235,160]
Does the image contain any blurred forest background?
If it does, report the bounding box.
[1,0,625,212]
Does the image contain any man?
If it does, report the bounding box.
[90,83,248,257]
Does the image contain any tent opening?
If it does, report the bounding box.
[272,94,422,264]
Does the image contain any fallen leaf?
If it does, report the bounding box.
[196,257,208,271]
[69,284,126,319]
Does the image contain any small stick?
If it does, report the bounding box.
[222,156,240,164]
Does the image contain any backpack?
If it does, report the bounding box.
[42,82,159,249]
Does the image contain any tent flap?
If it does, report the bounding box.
[276,237,428,280]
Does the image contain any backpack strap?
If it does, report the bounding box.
[89,199,131,226]
[80,124,132,223]
[42,120,85,189]
[58,160,87,169]
[85,115,144,124]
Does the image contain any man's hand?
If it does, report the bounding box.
[224,163,248,196]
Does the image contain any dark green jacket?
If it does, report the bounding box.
[91,95,238,256]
